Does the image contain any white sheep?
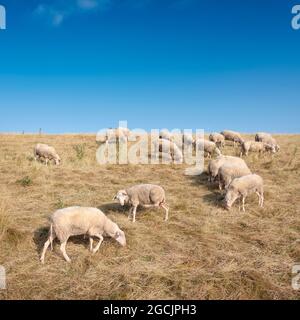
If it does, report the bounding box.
[255,132,280,152]
[196,139,222,158]
[240,141,276,157]
[153,138,183,163]
[113,184,169,223]
[218,162,252,190]
[221,130,244,147]
[40,206,126,263]
[224,174,264,212]
[34,143,61,166]
[207,155,248,182]
[209,133,225,148]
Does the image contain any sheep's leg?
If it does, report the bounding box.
[89,237,94,252]
[132,205,138,223]
[242,197,246,212]
[128,207,133,220]
[40,228,56,263]
[60,241,71,263]
[45,158,49,166]
[160,203,169,221]
[92,235,104,254]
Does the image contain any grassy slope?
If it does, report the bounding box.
[0,134,300,300]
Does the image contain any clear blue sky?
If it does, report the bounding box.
[0,0,299,133]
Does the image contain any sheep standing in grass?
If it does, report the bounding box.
[196,139,222,158]
[34,143,61,166]
[40,207,126,263]
[209,133,225,148]
[208,155,248,182]
[240,141,276,157]
[218,163,251,190]
[154,138,183,163]
[221,130,244,147]
[255,132,280,152]
[113,184,169,223]
[224,174,264,212]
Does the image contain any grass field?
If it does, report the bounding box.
[0,133,300,300]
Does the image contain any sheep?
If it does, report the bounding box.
[209,133,225,148]
[34,143,61,166]
[207,155,248,182]
[113,184,169,223]
[153,138,183,163]
[224,174,264,212]
[218,162,251,190]
[240,141,276,157]
[195,139,222,158]
[220,130,244,147]
[40,206,126,263]
[255,132,280,152]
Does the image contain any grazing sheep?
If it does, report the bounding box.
[255,132,280,152]
[208,155,248,182]
[153,138,183,163]
[113,184,169,223]
[240,141,276,157]
[196,139,222,158]
[40,206,126,263]
[34,143,61,166]
[224,174,264,212]
[220,130,244,147]
[209,133,225,148]
[159,130,194,147]
[218,162,251,190]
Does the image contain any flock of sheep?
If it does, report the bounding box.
[33,129,280,263]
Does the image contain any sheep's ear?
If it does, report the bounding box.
[114,231,120,239]
[113,194,117,201]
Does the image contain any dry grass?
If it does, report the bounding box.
[0,133,300,300]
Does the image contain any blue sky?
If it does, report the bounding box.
[0,0,299,133]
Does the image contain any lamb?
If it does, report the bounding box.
[240,141,276,157]
[40,206,126,263]
[195,139,222,158]
[218,162,252,190]
[153,138,183,163]
[34,143,61,165]
[209,133,225,148]
[207,155,248,182]
[255,132,280,152]
[224,174,264,212]
[220,130,244,147]
[113,184,169,223]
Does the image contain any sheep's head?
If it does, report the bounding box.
[224,188,240,210]
[114,229,126,247]
[55,156,61,165]
[113,190,129,206]
[264,144,276,154]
